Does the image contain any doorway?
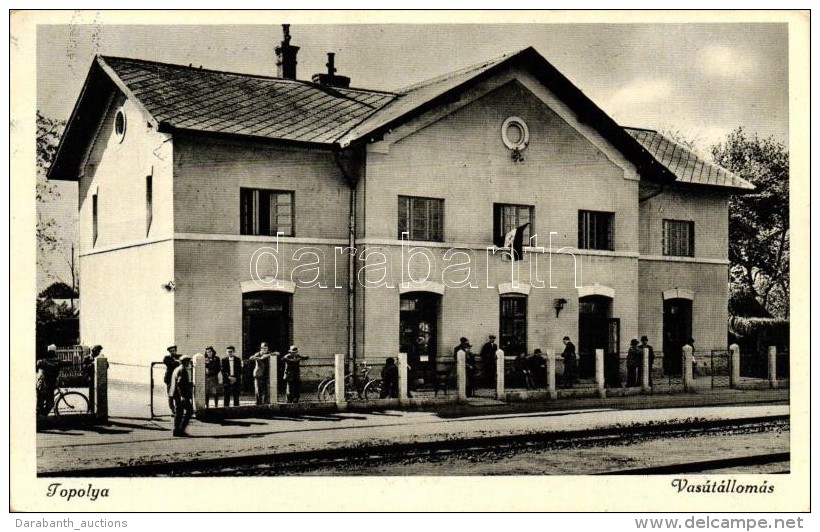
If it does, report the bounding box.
[399,292,440,381]
[243,292,292,391]
[578,295,619,380]
[663,298,692,376]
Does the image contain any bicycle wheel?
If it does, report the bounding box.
[320,379,336,402]
[363,379,383,400]
[54,392,90,416]
[317,378,331,401]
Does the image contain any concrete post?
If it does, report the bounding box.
[456,350,467,401]
[496,348,505,400]
[768,346,778,389]
[683,345,694,391]
[729,344,741,388]
[334,353,347,408]
[641,347,651,393]
[398,352,409,405]
[546,349,557,399]
[595,349,605,398]
[268,355,279,405]
[193,353,206,412]
[94,355,108,419]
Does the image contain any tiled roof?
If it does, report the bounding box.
[625,127,755,191]
[99,56,397,144]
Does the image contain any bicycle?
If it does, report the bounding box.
[320,362,382,401]
[52,386,91,416]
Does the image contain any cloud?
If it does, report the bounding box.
[696,45,757,79]
[601,77,675,121]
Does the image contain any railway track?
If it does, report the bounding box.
[41,415,787,477]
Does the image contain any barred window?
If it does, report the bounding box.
[493,204,533,247]
[240,189,294,236]
[398,196,444,242]
[578,210,614,250]
[663,219,695,257]
[500,295,527,356]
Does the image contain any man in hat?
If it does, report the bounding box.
[82,345,108,411]
[639,335,655,386]
[169,354,194,437]
[561,336,577,388]
[249,342,272,405]
[282,346,309,403]
[455,338,476,397]
[162,345,181,415]
[479,334,499,388]
[36,344,71,416]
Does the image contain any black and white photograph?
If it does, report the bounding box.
[11,10,809,513]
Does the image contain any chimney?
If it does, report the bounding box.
[275,24,299,80]
[312,52,351,88]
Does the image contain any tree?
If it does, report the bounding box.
[36,111,66,256]
[711,128,789,318]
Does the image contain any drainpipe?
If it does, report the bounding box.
[334,147,362,373]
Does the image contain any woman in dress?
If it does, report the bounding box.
[203,346,222,408]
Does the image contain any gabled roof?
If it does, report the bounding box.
[625,128,755,191]
[48,47,747,192]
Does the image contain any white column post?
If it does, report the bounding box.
[546,349,557,399]
[595,348,606,398]
[729,344,741,388]
[398,352,409,405]
[193,353,206,413]
[495,348,505,400]
[641,347,651,392]
[683,345,694,391]
[94,355,108,419]
[334,353,347,409]
[268,355,278,405]
[768,346,778,389]
[456,350,467,401]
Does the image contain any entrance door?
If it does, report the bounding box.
[243,292,292,390]
[578,296,612,378]
[400,292,440,378]
[663,298,692,376]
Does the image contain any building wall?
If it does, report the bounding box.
[357,74,642,360]
[78,91,175,373]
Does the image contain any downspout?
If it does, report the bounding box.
[334,147,362,373]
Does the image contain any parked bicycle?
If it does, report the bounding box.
[320,362,382,401]
[51,386,91,416]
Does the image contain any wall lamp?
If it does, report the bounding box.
[161,281,176,292]
[553,298,567,318]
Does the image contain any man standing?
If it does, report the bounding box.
[36,344,70,416]
[479,334,498,388]
[455,337,475,397]
[249,342,271,405]
[561,336,577,388]
[169,355,194,437]
[221,346,242,407]
[82,345,108,411]
[626,339,641,387]
[282,346,309,403]
[640,335,655,386]
[162,346,181,415]
[380,357,399,399]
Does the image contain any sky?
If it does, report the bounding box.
[32,16,791,289]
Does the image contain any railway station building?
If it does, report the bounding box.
[48,27,753,383]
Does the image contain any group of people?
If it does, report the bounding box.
[161,343,309,437]
[626,336,657,388]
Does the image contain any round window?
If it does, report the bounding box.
[114,109,126,142]
[501,116,529,151]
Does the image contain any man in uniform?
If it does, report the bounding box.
[169,355,194,437]
[162,345,181,415]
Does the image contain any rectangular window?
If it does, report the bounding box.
[500,295,527,356]
[240,188,294,236]
[493,203,534,247]
[663,219,695,257]
[92,193,98,246]
[146,175,153,235]
[578,210,614,250]
[398,195,444,242]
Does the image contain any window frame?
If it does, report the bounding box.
[493,203,534,247]
[240,188,295,237]
[663,219,695,257]
[398,195,444,242]
[578,210,614,251]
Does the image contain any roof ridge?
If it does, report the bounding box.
[99,54,397,96]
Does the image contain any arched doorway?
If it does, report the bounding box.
[663,298,692,376]
[578,295,620,382]
[399,292,441,379]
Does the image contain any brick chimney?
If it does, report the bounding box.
[312,52,351,88]
[275,24,299,80]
